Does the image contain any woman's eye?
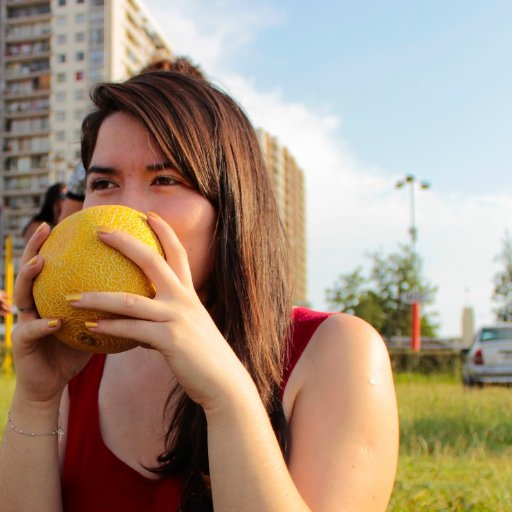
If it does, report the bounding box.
[88,178,116,191]
[152,175,181,186]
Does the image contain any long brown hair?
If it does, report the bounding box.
[81,72,292,510]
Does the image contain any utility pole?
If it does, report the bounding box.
[396,174,430,351]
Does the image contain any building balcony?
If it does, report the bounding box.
[5,31,51,44]
[6,1,51,16]
[4,51,51,63]
[3,128,50,139]
[4,109,50,119]
[5,68,50,81]
[2,166,49,177]
[2,206,39,219]
[1,147,49,158]
[6,13,51,27]
[6,0,50,5]
[3,88,50,100]
[2,187,46,198]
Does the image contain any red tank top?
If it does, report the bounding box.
[62,307,331,511]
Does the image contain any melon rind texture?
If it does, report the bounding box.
[33,205,164,354]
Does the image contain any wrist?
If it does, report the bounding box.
[9,391,63,430]
[203,369,263,423]
[12,381,65,409]
[6,410,64,438]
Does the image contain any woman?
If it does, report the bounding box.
[22,182,67,243]
[0,72,398,511]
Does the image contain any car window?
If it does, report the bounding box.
[480,328,512,342]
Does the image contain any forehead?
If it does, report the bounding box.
[91,112,163,164]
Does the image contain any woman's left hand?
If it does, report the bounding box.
[68,211,252,411]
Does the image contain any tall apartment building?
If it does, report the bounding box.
[0,0,307,305]
[257,129,307,306]
[0,0,172,257]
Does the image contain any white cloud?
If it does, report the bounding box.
[144,0,509,337]
[144,0,282,73]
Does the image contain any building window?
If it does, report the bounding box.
[90,28,104,45]
[74,89,85,100]
[75,71,84,81]
[75,13,85,23]
[75,32,85,43]
[77,0,85,3]
[57,34,67,44]
[56,131,65,141]
[57,54,66,63]
[58,0,66,5]
[76,51,85,61]
[55,111,66,121]
[56,15,66,25]
[90,49,103,64]
[56,91,66,102]
[56,73,66,83]
[89,68,104,82]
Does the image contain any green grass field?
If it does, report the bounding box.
[389,373,512,511]
[1,371,511,510]
[0,372,15,438]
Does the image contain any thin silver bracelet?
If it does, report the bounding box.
[7,411,64,438]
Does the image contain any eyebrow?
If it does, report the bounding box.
[146,162,175,172]
[86,161,175,176]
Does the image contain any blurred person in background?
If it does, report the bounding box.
[57,161,86,222]
[22,182,67,244]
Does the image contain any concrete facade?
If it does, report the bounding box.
[257,129,307,306]
[0,0,172,256]
[0,1,308,305]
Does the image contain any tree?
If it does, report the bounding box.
[493,232,512,322]
[326,244,438,339]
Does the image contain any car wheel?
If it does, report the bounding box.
[462,376,476,388]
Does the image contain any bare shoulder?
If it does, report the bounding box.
[285,313,398,511]
[311,311,387,355]
[285,312,392,398]
[307,313,395,408]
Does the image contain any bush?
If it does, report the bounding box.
[390,349,462,375]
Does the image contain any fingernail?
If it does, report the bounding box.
[94,225,115,235]
[85,321,98,329]
[65,293,83,302]
[146,211,159,220]
[27,255,38,266]
[35,222,47,235]
[47,319,59,328]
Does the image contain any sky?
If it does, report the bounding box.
[143,0,512,337]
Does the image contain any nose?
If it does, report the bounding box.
[91,188,149,215]
[115,194,148,214]
[117,200,146,214]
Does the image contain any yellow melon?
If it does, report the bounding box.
[33,205,164,353]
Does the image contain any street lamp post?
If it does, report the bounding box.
[395,174,430,351]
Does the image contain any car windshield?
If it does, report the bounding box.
[480,327,512,342]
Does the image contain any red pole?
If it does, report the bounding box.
[411,301,421,351]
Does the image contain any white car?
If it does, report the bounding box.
[462,324,512,386]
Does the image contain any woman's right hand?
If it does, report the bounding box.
[12,223,91,406]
